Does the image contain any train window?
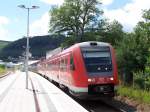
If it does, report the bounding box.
[60,56,69,71]
[60,58,65,71]
[83,51,111,65]
[65,58,68,70]
[60,59,64,70]
[83,52,110,58]
[81,47,112,73]
[58,60,61,69]
[56,61,59,70]
[70,54,75,71]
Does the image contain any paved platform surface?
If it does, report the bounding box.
[0,71,88,112]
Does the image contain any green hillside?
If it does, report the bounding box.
[0,40,10,51]
[0,35,65,61]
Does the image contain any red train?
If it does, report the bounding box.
[37,41,119,99]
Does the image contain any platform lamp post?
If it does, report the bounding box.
[18,5,39,89]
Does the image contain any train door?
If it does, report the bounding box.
[59,54,70,85]
[59,57,65,84]
[68,52,76,85]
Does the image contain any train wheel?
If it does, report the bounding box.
[59,84,68,92]
[48,78,53,82]
[43,75,46,78]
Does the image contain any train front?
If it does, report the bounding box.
[72,42,119,99]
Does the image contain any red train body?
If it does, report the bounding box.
[37,41,119,99]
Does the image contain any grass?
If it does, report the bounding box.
[0,65,6,76]
[117,85,150,104]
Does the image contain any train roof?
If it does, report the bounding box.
[77,41,110,47]
[46,41,111,59]
[59,41,110,54]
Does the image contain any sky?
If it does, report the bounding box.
[0,0,150,41]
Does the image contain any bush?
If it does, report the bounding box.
[118,86,150,104]
[0,65,5,69]
[0,65,5,75]
[133,71,150,90]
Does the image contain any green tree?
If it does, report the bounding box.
[134,9,150,71]
[135,9,150,45]
[117,33,135,84]
[97,20,124,46]
[117,9,150,85]
[49,0,103,41]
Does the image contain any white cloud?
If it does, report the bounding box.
[0,16,9,25]
[104,0,150,32]
[0,16,9,40]
[30,12,50,36]
[100,0,113,6]
[41,0,113,6]
[40,0,64,5]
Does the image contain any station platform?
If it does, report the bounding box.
[0,71,88,112]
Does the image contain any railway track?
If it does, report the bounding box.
[76,99,119,112]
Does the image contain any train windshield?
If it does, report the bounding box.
[81,46,112,74]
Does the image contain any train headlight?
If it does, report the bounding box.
[88,78,92,82]
[88,78,95,82]
[110,77,114,81]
